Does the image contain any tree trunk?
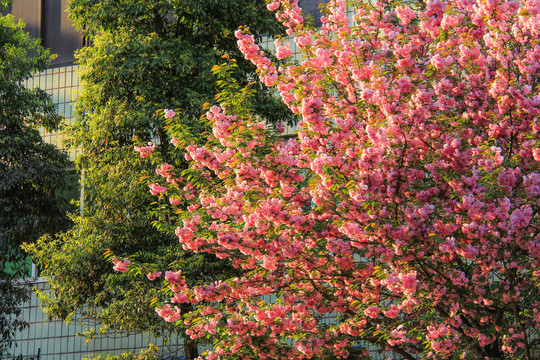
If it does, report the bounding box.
[181,303,199,360]
[183,335,199,360]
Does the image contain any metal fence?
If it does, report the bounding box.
[5,280,185,360]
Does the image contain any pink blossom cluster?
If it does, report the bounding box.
[155,304,180,323]
[148,183,166,195]
[147,271,161,281]
[112,257,130,273]
[133,142,155,158]
[274,39,292,59]
[155,163,173,178]
[145,0,540,359]
[235,30,277,86]
[164,109,176,119]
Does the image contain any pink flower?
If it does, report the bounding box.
[267,1,280,11]
[275,40,292,59]
[364,305,380,319]
[441,14,461,30]
[164,109,176,119]
[155,304,180,322]
[112,258,130,273]
[134,143,155,158]
[261,73,278,86]
[384,309,399,319]
[147,271,162,281]
[149,183,166,195]
[156,163,174,178]
[533,148,540,161]
[165,270,183,284]
[395,5,416,26]
[399,271,418,293]
[384,307,399,319]
[295,32,312,48]
[397,76,412,93]
[262,255,278,270]
[175,226,194,243]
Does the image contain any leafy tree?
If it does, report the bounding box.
[26,0,291,358]
[140,0,540,359]
[0,1,70,356]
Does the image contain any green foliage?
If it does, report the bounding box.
[0,264,29,357]
[0,7,70,356]
[26,0,292,358]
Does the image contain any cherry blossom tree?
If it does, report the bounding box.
[132,0,540,358]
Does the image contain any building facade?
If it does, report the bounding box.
[9,0,82,159]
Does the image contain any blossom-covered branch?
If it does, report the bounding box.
[139,0,540,359]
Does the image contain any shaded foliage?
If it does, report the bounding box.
[0,2,69,356]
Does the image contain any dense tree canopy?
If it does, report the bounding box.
[0,1,70,355]
[26,0,292,358]
[136,0,540,359]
